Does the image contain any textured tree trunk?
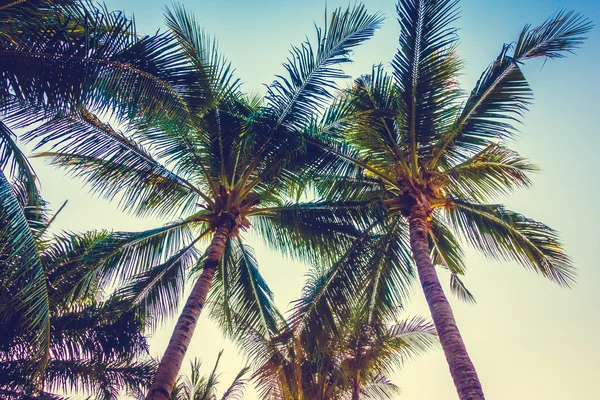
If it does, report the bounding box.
[408,204,485,400]
[352,371,360,400]
[145,218,233,400]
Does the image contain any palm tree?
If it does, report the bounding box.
[0,0,191,367]
[0,201,155,399]
[170,351,249,400]
[299,2,592,399]
[214,268,436,400]
[27,4,384,399]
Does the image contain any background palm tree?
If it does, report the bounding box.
[0,0,192,366]
[25,4,384,398]
[170,351,249,400]
[214,267,436,400]
[298,1,592,399]
[0,200,154,399]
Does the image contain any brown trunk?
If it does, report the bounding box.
[145,218,233,400]
[352,370,360,400]
[408,204,485,400]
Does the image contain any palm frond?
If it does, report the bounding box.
[252,200,383,266]
[266,4,383,129]
[392,0,462,172]
[449,272,475,304]
[447,200,574,287]
[0,171,50,370]
[429,216,465,274]
[165,4,241,114]
[208,238,282,344]
[443,144,538,202]
[30,109,205,218]
[1,3,193,125]
[112,233,205,329]
[361,376,402,400]
[430,10,592,166]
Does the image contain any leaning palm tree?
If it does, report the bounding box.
[299,1,592,399]
[28,4,384,399]
[170,351,249,400]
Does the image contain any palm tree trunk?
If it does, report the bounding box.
[408,203,485,400]
[352,371,360,400]
[145,218,233,400]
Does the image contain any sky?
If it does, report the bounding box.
[27,0,600,399]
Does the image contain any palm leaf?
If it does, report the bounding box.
[430,10,593,166]
[447,200,574,287]
[266,4,383,129]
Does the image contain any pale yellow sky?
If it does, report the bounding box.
[30,0,600,398]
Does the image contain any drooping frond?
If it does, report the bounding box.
[429,216,465,274]
[29,109,204,218]
[447,200,574,287]
[449,272,476,304]
[209,238,282,343]
[0,171,49,369]
[112,233,205,329]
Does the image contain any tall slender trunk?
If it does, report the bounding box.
[352,370,360,400]
[145,219,233,400]
[408,204,485,400]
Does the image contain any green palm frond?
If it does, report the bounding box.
[447,200,574,287]
[361,376,401,400]
[58,221,197,295]
[0,171,50,370]
[392,0,462,173]
[219,364,250,400]
[112,232,206,329]
[362,217,413,324]
[430,10,592,166]
[165,4,241,113]
[0,119,38,203]
[252,200,383,266]
[208,238,282,343]
[29,109,205,218]
[449,272,475,304]
[429,216,465,275]
[266,4,383,129]
[0,2,193,125]
[40,359,155,400]
[444,144,538,202]
[388,316,438,365]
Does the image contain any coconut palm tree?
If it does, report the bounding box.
[298,1,592,399]
[170,351,249,400]
[0,0,192,366]
[27,4,384,398]
[213,268,436,400]
[0,199,155,399]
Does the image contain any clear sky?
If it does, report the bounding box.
[30,0,600,399]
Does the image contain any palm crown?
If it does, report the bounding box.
[222,269,437,400]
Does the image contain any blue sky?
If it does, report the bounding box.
[31,0,600,398]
